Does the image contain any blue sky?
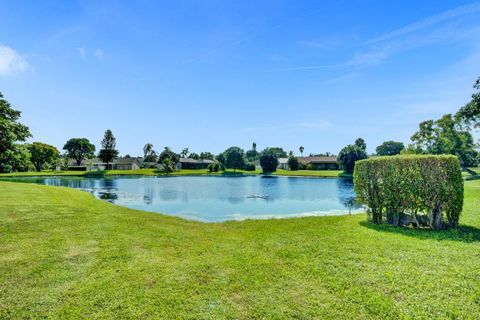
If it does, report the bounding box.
[1,0,479,156]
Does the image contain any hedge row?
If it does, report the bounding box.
[353,155,463,229]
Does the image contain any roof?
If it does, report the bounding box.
[114,157,141,165]
[179,158,215,164]
[298,156,338,164]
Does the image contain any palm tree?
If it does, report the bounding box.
[252,142,257,151]
[299,146,304,156]
[143,143,153,158]
[180,147,189,158]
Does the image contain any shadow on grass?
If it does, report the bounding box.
[360,221,480,243]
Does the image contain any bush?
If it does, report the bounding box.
[208,162,221,172]
[287,156,300,170]
[244,163,256,171]
[259,153,278,173]
[354,155,463,229]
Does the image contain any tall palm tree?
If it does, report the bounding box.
[143,143,153,158]
[299,146,304,156]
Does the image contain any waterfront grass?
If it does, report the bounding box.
[0,179,479,318]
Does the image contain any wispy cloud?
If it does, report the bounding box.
[77,47,86,58]
[0,45,31,76]
[94,48,104,59]
[275,2,480,72]
[366,3,480,44]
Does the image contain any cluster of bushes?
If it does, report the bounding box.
[354,155,463,229]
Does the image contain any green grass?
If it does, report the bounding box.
[1,180,479,318]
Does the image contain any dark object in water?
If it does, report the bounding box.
[247,195,269,200]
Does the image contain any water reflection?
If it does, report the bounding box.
[1,176,361,222]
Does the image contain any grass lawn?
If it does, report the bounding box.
[1,180,479,318]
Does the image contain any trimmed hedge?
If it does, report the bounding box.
[353,155,463,229]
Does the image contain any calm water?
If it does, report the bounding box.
[3,175,361,222]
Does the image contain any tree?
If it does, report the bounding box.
[199,152,214,160]
[287,155,300,170]
[188,152,200,160]
[28,142,59,171]
[180,147,189,158]
[260,147,287,159]
[245,149,259,162]
[143,143,157,162]
[161,157,176,175]
[98,129,119,170]
[338,144,368,174]
[354,138,367,151]
[158,147,180,164]
[259,151,278,173]
[410,114,479,167]
[0,92,31,172]
[9,144,32,172]
[224,147,245,172]
[456,76,480,128]
[376,141,405,156]
[252,142,257,151]
[299,146,304,156]
[63,138,96,166]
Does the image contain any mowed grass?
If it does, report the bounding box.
[0,180,480,319]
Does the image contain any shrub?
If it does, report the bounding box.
[208,162,221,172]
[287,156,300,170]
[259,153,278,173]
[244,163,256,171]
[354,155,463,229]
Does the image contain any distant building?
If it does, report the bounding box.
[298,156,339,170]
[67,157,142,171]
[176,158,215,169]
[278,157,289,170]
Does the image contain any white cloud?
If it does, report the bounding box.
[77,47,86,58]
[0,45,30,76]
[94,48,104,59]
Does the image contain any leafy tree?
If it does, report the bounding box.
[63,138,96,166]
[259,151,278,173]
[410,114,479,166]
[354,138,367,151]
[199,152,214,160]
[28,142,59,171]
[98,129,119,170]
[0,92,31,172]
[299,146,304,156]
[287,155,300,170]
[216,153,226,165]
[245,149,259,162]
[338,144,368,174]
[188,152,200,160]
[223,146,245,172]
[456,76,480,128]
[9,144,32,172]
[158,147,180,164]
[265,147,287,158]
[376,141,405,156]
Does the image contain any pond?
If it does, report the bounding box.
[2,175,362,222]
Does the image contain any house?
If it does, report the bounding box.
[67,157,142,171]
[278,158,289,170]
[176,158,215,169]
[298,156,339,170]
[113,157,142,170]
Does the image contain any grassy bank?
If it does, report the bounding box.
[0,168,344,178]
[0,180,479,318]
